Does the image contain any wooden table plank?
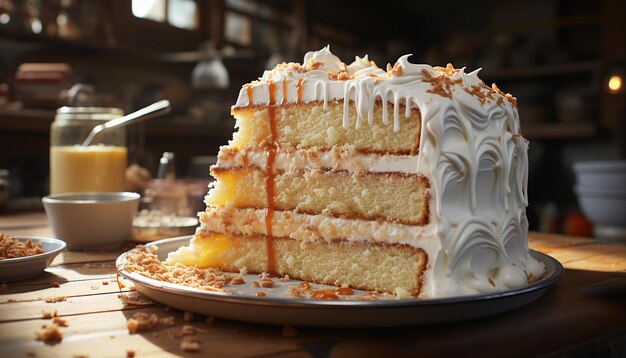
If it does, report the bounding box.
[0,290,152,322]
[0,306,354,357]
[0,277,126,303]
[539,244,626,272]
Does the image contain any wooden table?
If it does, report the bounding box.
[1,212,625,357]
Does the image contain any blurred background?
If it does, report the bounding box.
[0,0,624,236]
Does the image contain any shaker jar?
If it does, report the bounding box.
[50,107,127,194]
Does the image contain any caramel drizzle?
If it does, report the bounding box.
[245,86,253,106]
[296,79,303,104]
[265,82,278,276]
[281,79,287,105]
[241,148,249,167]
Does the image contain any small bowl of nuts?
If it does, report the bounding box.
[131,210,199,243]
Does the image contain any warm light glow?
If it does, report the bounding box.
[608,74,623,94]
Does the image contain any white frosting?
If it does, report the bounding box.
[198,47,544,298]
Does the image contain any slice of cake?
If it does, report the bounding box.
[168,46,545,298]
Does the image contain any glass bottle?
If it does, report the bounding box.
[50,106,127,194]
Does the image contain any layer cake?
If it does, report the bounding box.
[168,47,545,298]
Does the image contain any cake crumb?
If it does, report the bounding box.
[279,275,290,282]
[50,282,60,288]
[52,317,68,327]
[205,316,218,326]
[159,316,176,326]
[180,338,201,352]
[119,292,153,306]
[35,324,63,344]
[256,292,266,297]
[282,325,297,337]
[182,325,196,335]
[102,280,109,285]
[42,309,58,319]
[183,311,195,322]
[90,285,100,290]
[127,312,159,334]
[45,296,66,303]
[252,281,260,288]
[126,349,136,358]
[25,351,36,357]
[488,278,496,287]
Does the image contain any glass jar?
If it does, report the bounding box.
[50,107,127,194]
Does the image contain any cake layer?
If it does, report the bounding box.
[168,231,427,297]
[231,101,421,155]
[208,167,430,225]
[198,207,436,248]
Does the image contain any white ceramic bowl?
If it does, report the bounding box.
[43,192,140,250]
[574,186,626,228]
[573,160,626,192]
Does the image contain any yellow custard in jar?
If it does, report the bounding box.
[50,145,127,194]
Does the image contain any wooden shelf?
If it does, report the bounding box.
[0,108,55,132]
[0,109,233,140]
[523,122,597,140]
[481,61,600,81]
[490,13,602,33]
[145,121,234,140]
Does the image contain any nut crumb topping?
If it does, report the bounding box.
[123,246,234,291]
[127,312,158,334]
[387,62,403,76]
[421,67,462,99]
[0,234,44,259]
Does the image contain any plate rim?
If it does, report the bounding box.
[0,236,66,265]
[116,235,564,308]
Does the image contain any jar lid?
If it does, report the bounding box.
[55,106,124,121]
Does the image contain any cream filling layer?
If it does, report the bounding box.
[216,147,420,174]
[197,207,439,253]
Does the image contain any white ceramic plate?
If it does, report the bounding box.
[0,237,66,282]
[117,236,563,327]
